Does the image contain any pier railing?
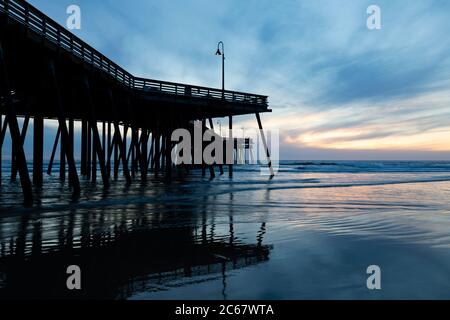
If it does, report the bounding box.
[0,0,268,107]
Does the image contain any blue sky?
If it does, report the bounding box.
[15,0,450,159]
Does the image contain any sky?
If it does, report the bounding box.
[14,0,450,159]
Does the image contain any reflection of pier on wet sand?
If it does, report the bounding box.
[0,207,271,299]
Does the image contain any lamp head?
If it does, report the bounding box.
[215,48,222,56]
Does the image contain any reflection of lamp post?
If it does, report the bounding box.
[215,41,225,99]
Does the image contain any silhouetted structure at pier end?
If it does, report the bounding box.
[0,0,272,206]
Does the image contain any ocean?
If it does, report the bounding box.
[0,160,450,299]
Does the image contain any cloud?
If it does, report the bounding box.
[26,0,450,160]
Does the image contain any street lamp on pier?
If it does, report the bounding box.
[215,41,225,99]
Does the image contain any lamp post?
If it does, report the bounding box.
[216,41,232,177]
[215,41,225,99]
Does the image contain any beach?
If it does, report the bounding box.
[0,161,450,299]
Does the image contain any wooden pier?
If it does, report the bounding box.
[0,0,272,206]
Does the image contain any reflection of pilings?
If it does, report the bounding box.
[0,203,272,299]
[257,222,266,248]
[229,192,235,246]
[31,220,42,256]
[222,261,227,300]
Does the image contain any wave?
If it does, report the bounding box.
[263,175,450,191]
[282,162,341,166]
[281,161,450,173]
